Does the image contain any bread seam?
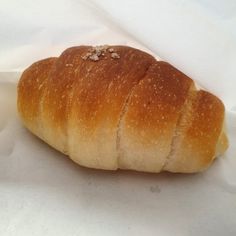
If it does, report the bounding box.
[39,59,74,155]
[37,60,57,143]
[162,85,197,171]
[64,77,76,155]
[116,64,152,168]
[38,77,50,141]
[67,65,90,157]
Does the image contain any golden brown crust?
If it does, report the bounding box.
[40,46,90,152]
[17,45,228,173]
[164,90,226,172]
[119,62,194,172]
[67,46,155,169]
[17,57,57,137]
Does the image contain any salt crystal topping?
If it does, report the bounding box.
[81,45,120,61]
[108,48,114,52]
[89,54,99,61]
[111,52,120,59]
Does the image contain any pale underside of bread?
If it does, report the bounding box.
[17,45,228,173]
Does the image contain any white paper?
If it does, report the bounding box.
[0,1,236,235]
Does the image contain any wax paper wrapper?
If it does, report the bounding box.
[0,1,236,235]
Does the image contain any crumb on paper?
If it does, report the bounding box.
[150,185,161,193]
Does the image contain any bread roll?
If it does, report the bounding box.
[17,45,228,173]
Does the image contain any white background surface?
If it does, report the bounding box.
[0,0,236,235]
